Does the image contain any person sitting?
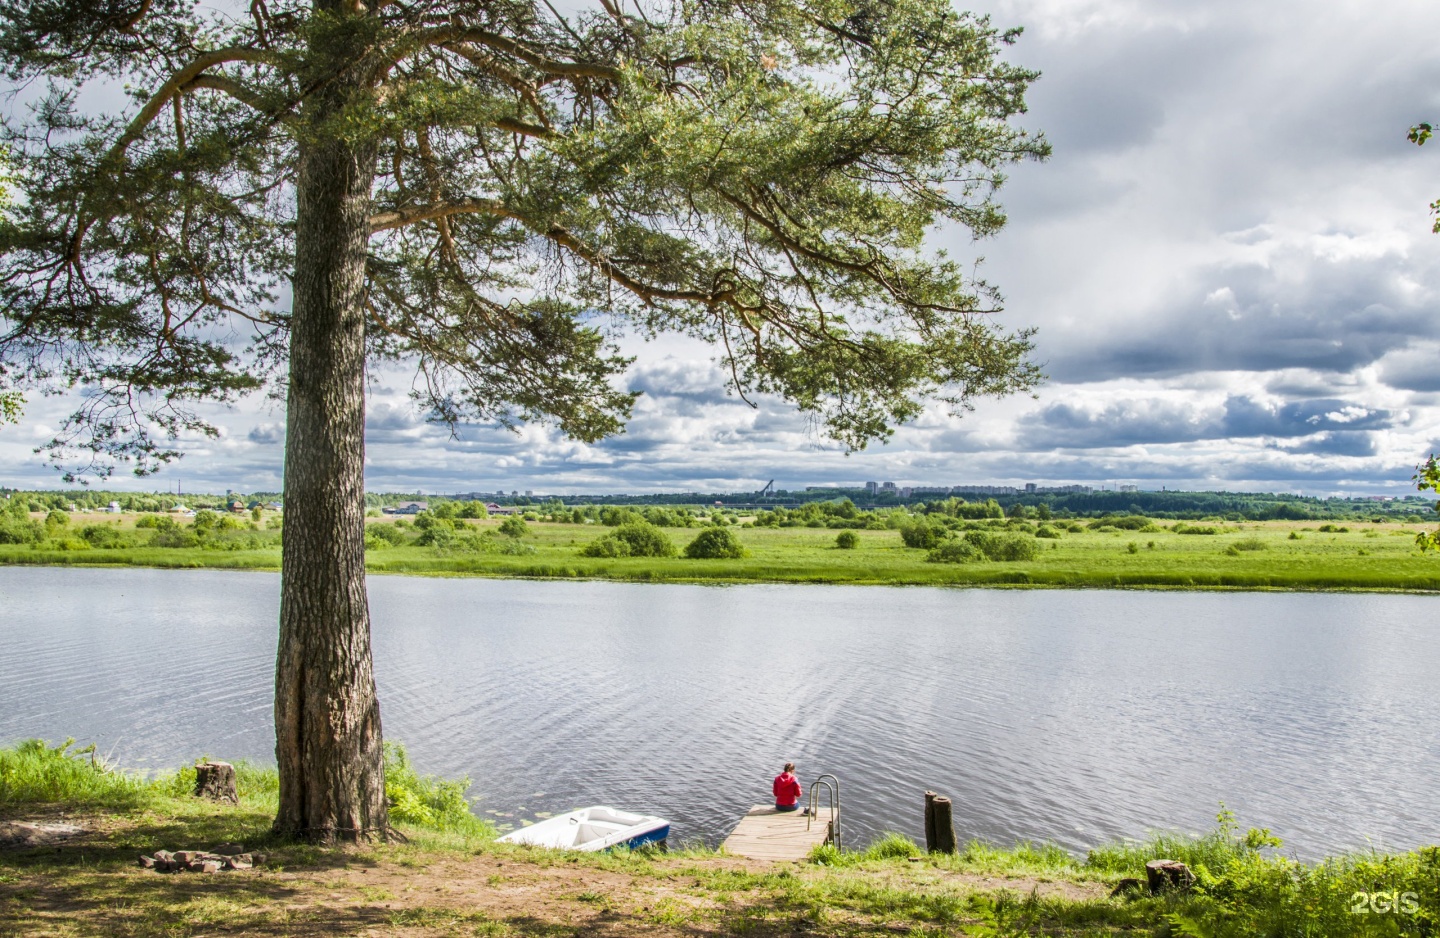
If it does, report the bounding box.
[773,762,803,812]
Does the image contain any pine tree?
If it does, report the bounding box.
[0,0,1047,841]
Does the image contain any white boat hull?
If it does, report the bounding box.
[496,806,670,852]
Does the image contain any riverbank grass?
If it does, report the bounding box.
[5,515,1440,590]
[3,741,1437,936]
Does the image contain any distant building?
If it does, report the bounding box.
[388,501,428,515]
[1118,484,1138,493]
[105,501,122,513]
[880,482,897,493]
[865,481,878,495]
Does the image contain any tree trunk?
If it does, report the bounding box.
[273,57,384,840]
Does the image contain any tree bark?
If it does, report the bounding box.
[273,32,385,840]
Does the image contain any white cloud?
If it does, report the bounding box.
[3,0,1440,496]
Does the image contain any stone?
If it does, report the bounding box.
[1145,859,1196,894]
[213,842,245,856]
[224,856,252,871]
[194,762,239,804]
[174,851,198,864]
[153,850,174,863]
[137,855,156,869]
[198,860,221,873]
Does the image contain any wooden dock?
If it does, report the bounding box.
[721,805,836,862]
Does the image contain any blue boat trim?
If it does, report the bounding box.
[619,824,670,850]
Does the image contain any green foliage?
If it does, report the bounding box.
[455,500,490,519]
[580,521,677,558]
[1089,515,1158,532]
[383,743,491,837]
[1174,523,1220,535]
[683,526,747,559]
[366,522,409,547]
[963,530,1041,561]
[1414,453,1440,550]
[498,516,530,538]
[0,739,150,809]
[1229,537,1267,552]
[835,530,860,550]
[899,517,947,549]
[926,539,987,564]
[1035,524,1061,538]
[1318,524,1351,534]
[78,524,133,549]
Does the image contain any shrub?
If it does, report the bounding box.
[1126,542,1139,554]
[1318,523,1350,533]
[1174,523,1219,535]
[0,516,42,544]
[926,540,987,564]
[899,518,946,549]
[79,525,132,549]
[1288,530,1302,540]
[1034,524,1061,539]
[1230,537,1267,551]
[581,521,676,558]
[367,523,408,546]
[684,527,746,559]
[964,530,1041,561]
[385,743,492,836]
[835,530,859,550]
[498,516,530,538]
[150,528,201,549]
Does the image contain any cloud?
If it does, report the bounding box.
[4,0,1440,496]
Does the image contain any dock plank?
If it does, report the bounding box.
[721,805,835,862]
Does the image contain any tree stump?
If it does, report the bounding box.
[923,791,937,853]
[1145,859,1195,894]
[931,796,957,854]
[194,762,238,804]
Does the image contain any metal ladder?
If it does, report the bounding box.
[806,774,842,850]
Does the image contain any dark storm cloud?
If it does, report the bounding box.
[1046,251,1440,383]
[1017,394,1396,451]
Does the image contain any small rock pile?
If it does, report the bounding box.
[138,843,266,873]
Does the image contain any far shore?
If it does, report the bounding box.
[3,513,1439,592]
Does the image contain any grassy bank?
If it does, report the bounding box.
[4,511,1440,591]
[2,740,1437,936]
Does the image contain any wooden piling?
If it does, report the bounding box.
[923,791,937,852]
[931,795,956,854]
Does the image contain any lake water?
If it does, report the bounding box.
[1,566,1436,858]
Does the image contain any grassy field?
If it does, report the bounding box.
[2,740,1437,937]
[4,510,1440,591]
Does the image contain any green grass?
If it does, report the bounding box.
[6,515,1439,591]
[3,743,1437,937]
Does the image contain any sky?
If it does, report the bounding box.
[3,0,1440,496]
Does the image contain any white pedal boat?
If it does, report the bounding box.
[496,806,670,852]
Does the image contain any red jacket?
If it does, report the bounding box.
[773,772,802,807]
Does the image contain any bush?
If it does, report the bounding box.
[1034,524,1061,539]
[835,530,859,550]
[79,524,132,549]
[367,523,408,546]
[964,531,1041,561]
[1174,523,1219,535]
[1230,537,1267,551]
[899,518,946,549]
[926,540,987,564]
[498,516,530,538]
[0,516,42,544]
[580,521,677,558]
[684,527,746,559]
[383,742,491,836]
[150,528,201,549]
[1318,523,1350,533]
